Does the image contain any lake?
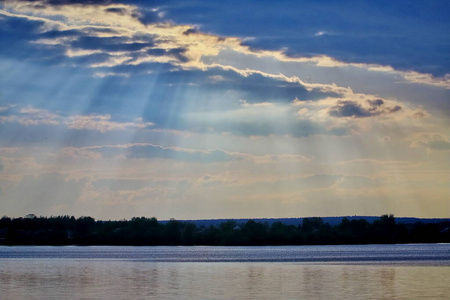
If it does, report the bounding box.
[1,244,449,299]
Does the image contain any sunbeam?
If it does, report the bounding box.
[0,0,449,220]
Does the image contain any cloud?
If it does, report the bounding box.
[201,63,351,95]
[297,174,342,190]
[245,153,312,164]
[38,0,111,5]
[400,72,450,89]
[208,75,227,83]
[1,0,449,220]
[71,35,155,52]
[205,71,337,103]
[428,140,450,151]
[93,71,130,78]
[66,115,154,132]
[0,105,15,113]
[181,89,423,138]
[1,1,218,69]
[60,143,314,166]
[0,107,61,126]
[63,143,240,164]
[329,101,373,118]
[410,133,450,152]
[61,147,102,160]
[0,86,427,142]
[0,107,154,133]
[329,99,402,118]
[126,144,236,163]
[184,101,349,137]
[2,0,448,91]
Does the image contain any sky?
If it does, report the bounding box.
[0,0,449,220]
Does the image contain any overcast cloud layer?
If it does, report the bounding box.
[0,0,449,220]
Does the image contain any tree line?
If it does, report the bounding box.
[0,214,449,246]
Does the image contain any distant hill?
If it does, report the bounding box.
[161,216,450,227]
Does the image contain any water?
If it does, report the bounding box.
[1,244,449,299]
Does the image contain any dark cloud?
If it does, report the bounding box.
[167,48,189,63]
[71,36,154,52]
[329,101,372,118]
[367,99,384,107]
[329,99,402,118]
[104,7,127,14]
[146,47,189,63]
[40,29,85,39]
[388,105,402,113]
[183,28,198,35]
[412,111,427,119]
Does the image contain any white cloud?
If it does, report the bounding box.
[1,107,154,132]
[66,115,154,132]
[93,71,130,78]
[3,0,448,91]
[0,107,61,126]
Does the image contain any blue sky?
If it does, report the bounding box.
[0,0,449,220]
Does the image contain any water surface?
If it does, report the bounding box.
[1,244,449,299]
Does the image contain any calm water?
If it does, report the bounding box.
[1,244,449,299]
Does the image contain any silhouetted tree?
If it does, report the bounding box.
[1,214,449,246]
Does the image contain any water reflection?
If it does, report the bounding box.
[378,267,396,298]
[1,245,450,299]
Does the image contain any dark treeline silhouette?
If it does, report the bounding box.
[0,214,449,246]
